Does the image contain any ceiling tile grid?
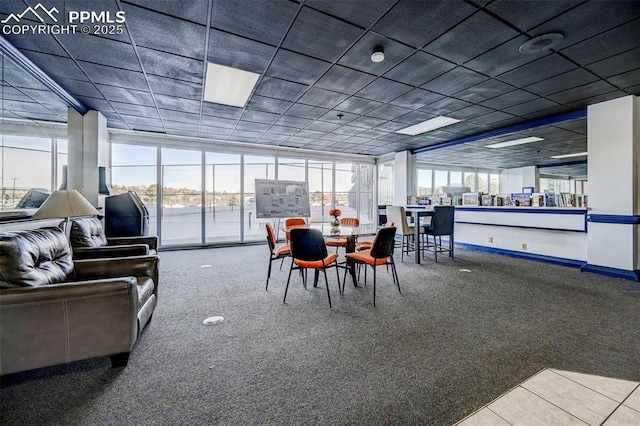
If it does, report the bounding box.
[2,0,639,167]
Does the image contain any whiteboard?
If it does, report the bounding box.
[255,179,310,218]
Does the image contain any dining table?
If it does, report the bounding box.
[404,206,434,264]
[282,223,376,288]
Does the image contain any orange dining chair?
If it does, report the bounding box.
[344,226,400,307]
[284,228,341,308]
[325,217,359,251]
[265,222,291,291]
[284,217,306,243]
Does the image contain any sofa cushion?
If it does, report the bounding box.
[70,217,107,248]
[0,227,73,288]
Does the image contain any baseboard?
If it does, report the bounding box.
[455,242,585,268]
[580,264,640,282]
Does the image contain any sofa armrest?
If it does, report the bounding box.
[0,278,138,375]
[108,236,158,252]
[73,244,149,260]
[73,255,159,297]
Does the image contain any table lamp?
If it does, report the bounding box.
[32,190,100,234]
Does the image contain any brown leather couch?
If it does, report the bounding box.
[68,217,158,260]
[0,226,159,375]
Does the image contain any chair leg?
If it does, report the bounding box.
[372,264,377,307]
[450,236,454,259]
[391,260,401,294]
[266,257,273,291]
[335,263,341,296]
[284,263,294,304]
[322,268,332,308]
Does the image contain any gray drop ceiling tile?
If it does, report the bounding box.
[286,104,329,120]
[422,67,489,96]
[468,110,518,125]
[230,129,263,140]
[209,0,299,46]
[497,54,577,87]
[56,78,104,99]
[3,32,67,56]
[74,97,115,114]
[305,121,341,132]
[235,121,271,133]
[373,0,477,48]
[246,96,292,114]
[367,104,413,120]
[454,79,515,104]
[295,129,325,139]
[159,109,200,124]
[201,104,243,120]
[395,110,437,125]
[389,88,444,109]
[265,125,299,136]
[502,98,560,116]
[348,115,386,129]
[147,75,202,100]
[21,52,87,82]
[138,47,203,84]
[297,87,349,109]
[275,115,313,128]
[153,95,200,113]
[547,80,620,104]
[120,115,163,127]
[522,105,572,120]
[315,65,377,96]
[464,35,545,77]
[306,0,395,28]
[384,51,456,86]
[240,109,280,124]
[608,68,640,89]
[421,97,472,115]
[125,0,209,25]
[532,1,640,50]
[332,125,363,136]
[80,61,148,90]
[97,84,155,106]
[267,49,330,86]
[254,77,309,102]
[486,0,583,32]
[480,89,538,109]
[425,11,519,65]
[565,90,629,110]
[356,78,412,103]
[525,68,600,97]
[375,122,410,133]
[282,7,363,63]
[207,29,275,74]
[561,19,640,66]
[57,34,141,72]
[334,97,383,115]
[111,102,160,118]
[586,47,640,78]
[122,3,206,59]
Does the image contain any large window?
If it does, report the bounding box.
[377,161,393,205]
[417,169,432,196]
[111,144,158,236]
[111,142,375,247]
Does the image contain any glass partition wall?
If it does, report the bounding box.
[111,142,376,247]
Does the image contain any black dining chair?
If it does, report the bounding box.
[284,228,341,308]
[422,205,455,262]
[344,226,400,307]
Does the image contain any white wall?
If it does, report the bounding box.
[500,166,537,193]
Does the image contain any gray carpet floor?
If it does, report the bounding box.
[1,245,639,425]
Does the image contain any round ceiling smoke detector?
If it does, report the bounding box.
[519,33,564,54]
[371,49,385,63]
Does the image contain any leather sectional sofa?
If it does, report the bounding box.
[0,226,159,375]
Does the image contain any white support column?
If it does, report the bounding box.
[393,150,414,206]
[582,95,639,281]
[67,108,109,206]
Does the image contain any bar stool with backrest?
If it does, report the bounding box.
[385,206,417,262]
[422,205,455,262]
[344,226,400,307]
[284,228,341,308]
[265,222,291,290]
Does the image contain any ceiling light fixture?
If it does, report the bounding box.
[485,136,544,149]
[519,33,564,54]
[551,151,588,159]
[396,116,461,136]
[371,47,385,63]
[204,63,260,108]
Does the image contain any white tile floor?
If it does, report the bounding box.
[456,369,640,426]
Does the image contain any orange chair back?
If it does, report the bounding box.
[285,217,306,227]
[265,223,277,251]
[340,217,359,227]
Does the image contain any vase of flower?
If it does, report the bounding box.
[329,208,341,232]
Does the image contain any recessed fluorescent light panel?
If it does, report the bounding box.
[485,136,544,149]
[204,63,260,108]
[551,151,588,159]
[396,116,461,136]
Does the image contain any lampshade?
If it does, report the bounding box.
[32,190,99,220]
